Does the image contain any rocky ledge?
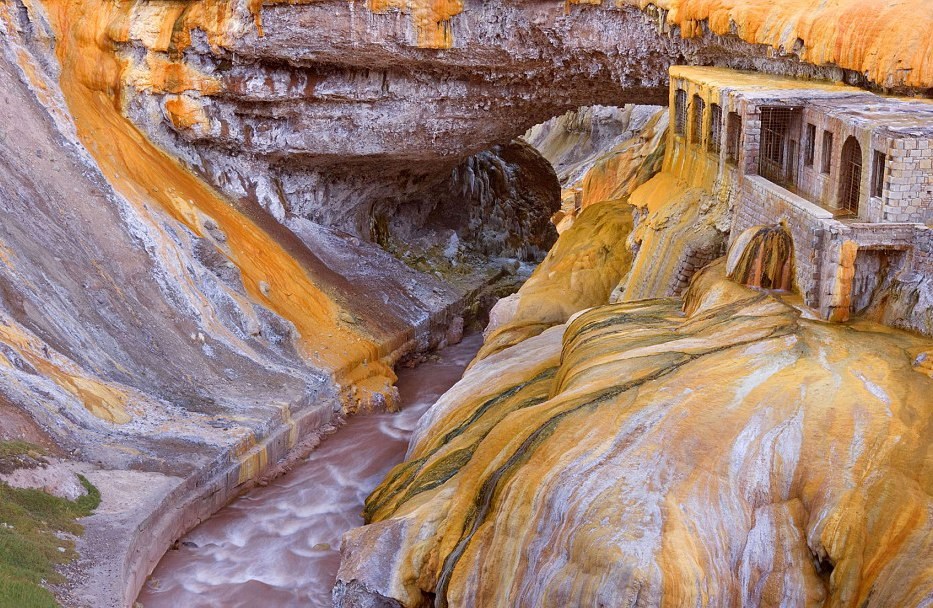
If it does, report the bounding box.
[337,247,933,607]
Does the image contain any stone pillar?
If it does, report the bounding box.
[822,239,858,322]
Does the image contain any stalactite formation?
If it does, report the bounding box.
[726,224,796,292]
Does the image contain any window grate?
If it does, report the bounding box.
[839,136,862,214]
[804,123,816,166]
[691,95,705,145]
[674,90,687,136]
[871,149,886,198]
[758,107,800,188]
[821,131,834,174]
[726,112,742,164]
[709,104,722,153]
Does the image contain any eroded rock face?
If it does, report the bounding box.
[373,140,560,263]
[479,200,635,360]
[524,104,668,233]
[45,0,911,236]
[523,105,663,190]
[338,260,933,608]
[0,4,560,605]
[0,0,930,605]
[726,224,796,292]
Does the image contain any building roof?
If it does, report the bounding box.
[670,67,933,138]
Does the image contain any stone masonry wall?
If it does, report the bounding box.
[670,68,932,326]
[733,176,830,306]
[793,107,896,222]
[886,137,933,223]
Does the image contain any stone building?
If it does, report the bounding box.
[667,66,933,321]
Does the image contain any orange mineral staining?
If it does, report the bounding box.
[32,0,396,401]
[621,0,933,90]
[368,0,463,48]
[349,260,933,608]
[725,224,795,291]
[0,319,132,424]
[477,200,635,361]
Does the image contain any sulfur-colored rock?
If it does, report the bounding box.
[526,106,669,234]
[477,201,635,361]
[726,224,796,291]
[0,2,560,604]
[0,0,930,605]
[339,259,933,608]
[31,0,928,239]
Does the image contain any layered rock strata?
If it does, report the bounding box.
[337,255,933,608]
[33,0,926,237]
[524,105,663,192]
[0,4,553,606]
[0,0,929,605]
[525,105,668,233]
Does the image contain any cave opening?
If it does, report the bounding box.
[136,102,671,608]
[0,0,931,605]
[358,102,668,338]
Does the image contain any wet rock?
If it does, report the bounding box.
[373,140,561,264]
[726,224,796,291]
[339,262,933,608]
[477,200,635,361]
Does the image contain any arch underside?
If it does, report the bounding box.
[118,0,894,237]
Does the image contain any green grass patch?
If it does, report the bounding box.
[0,441,100,608]
[0,441,44,460]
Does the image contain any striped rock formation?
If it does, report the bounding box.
[338,256,933,607]
[0,0,930,605]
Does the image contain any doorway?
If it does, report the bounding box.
[839,136,863,214]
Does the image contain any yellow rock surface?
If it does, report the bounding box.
[579,109,669,209]
[368,0,463,48]
[0,317,132,424]
[726,224,795,291]
[348,0,933,87]
[549,108,668,234]
[620,0,933,90]
[357,260,933,607]
[477,201,635,361]
[29,0,929,134]
[616,171,726,301]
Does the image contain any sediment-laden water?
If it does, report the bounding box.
[138,334,483,607]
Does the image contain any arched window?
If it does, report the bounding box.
[708,104,722,153]
[674,90,687,135]
[691,95,705,144]
[839,136,863,214]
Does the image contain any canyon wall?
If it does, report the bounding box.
[36,0,923,237]
[0,0,930,605]
[331,4,933,601]
[524,105,667,233]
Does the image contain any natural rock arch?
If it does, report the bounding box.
[100,0,912,236]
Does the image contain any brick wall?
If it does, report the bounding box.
[733,176,831,306]
[668,68,933,327]
[911,226,933,276]
[886,137,933,223]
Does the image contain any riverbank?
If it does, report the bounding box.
[137,335,483,607]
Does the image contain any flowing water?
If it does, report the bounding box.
[138,334,483,608]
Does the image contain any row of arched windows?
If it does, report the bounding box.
[674,90,742,164]
[674,89,889,217]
